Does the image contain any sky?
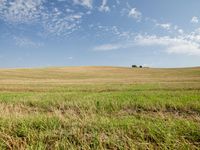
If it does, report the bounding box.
[0,0,200,68]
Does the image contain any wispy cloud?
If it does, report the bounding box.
[13,36,43,48]
[99,0,110,12]
[178,29,184,34]
[94,32,200,56]
[0,0,84,36]
[73,0,93,8]
[67,56,73,60]
[134,34,200,56]
[145,17,185,34]
[128,8,142,21]
[90,25,134,40]
[42,8,83,36]
[93,44,124,51]
[191,16,199,24]
[156,23,171,30]
[0,0,44,23]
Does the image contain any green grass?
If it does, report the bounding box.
[0,66,199,149]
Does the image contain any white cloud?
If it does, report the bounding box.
[134,34,200,56]
[94,32,200,56]
[99,0,110,12]
[93,44,123,51]
[0,0,44,23]
[191,16,199,24]
[146,18,184,34]
[156,23,171,30]
[73,0,93,8]
[0,0,6,11]
[128,8,142,21]
[42,6,84,36]
[178,29,184,34]
[43,13,82,36]
[0,0,84,36]
[91,25,133,40]
[67,56,73,60]
[13,36,43,48]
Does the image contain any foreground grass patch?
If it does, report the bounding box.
[0,115,199,149]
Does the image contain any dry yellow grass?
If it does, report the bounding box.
[0,66,200,84]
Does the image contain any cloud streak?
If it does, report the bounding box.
[156,23,171,30]
[93,44,124,51]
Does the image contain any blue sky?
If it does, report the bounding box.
[0,0,200,68]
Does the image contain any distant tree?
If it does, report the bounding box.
[139,65,143,68]
[132,65,137,68]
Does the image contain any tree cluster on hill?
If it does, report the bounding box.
[132,65,143,68]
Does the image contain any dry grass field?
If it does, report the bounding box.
[0,66,199,149]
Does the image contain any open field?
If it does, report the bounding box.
[0,66,199,149]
